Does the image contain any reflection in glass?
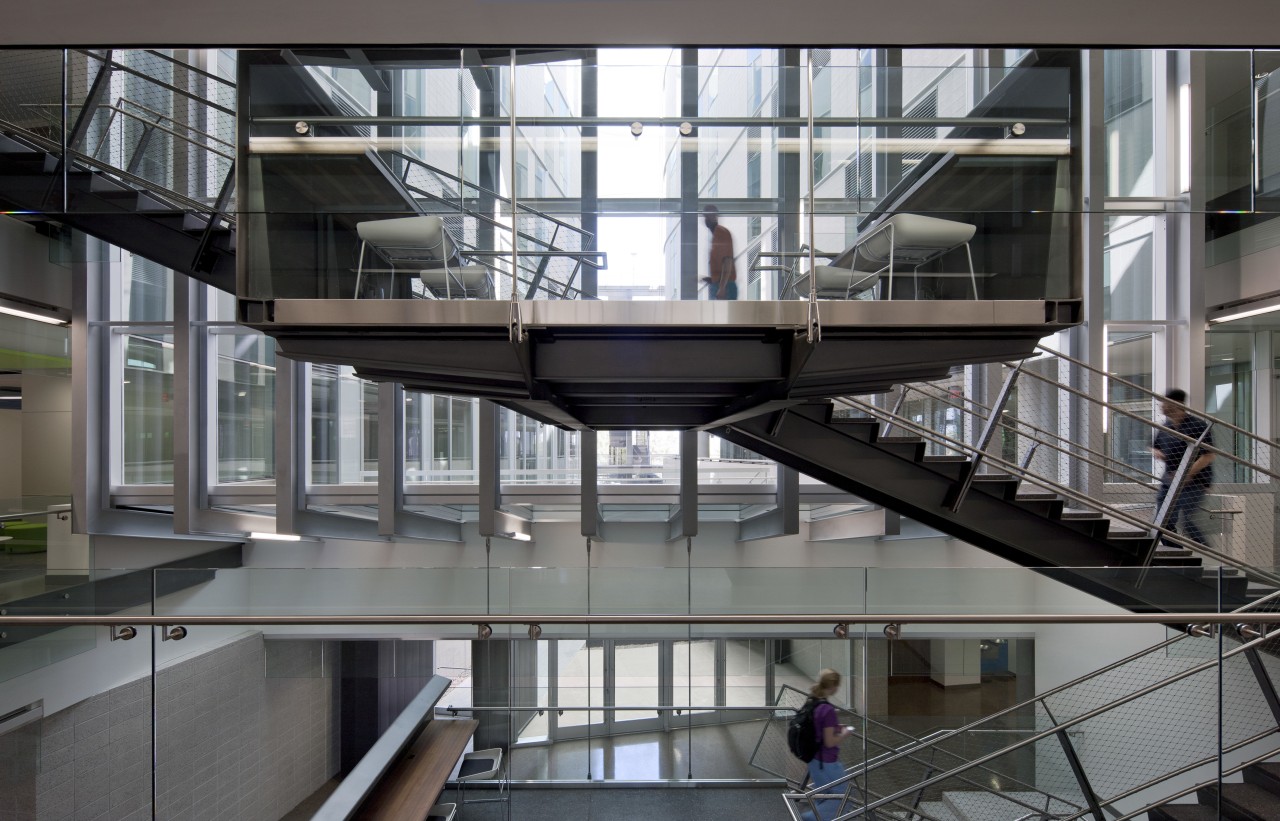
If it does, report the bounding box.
[309,364,375,485]
[215,332,275,484]
[122,332,173,485]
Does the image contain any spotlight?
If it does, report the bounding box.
[477,623,493,640]
[833,622,849,639]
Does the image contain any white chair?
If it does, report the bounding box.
[353,215,492,300]
[426,803,457,821]
[788,263,882,300]
[847,213,978,299]
[456,747,507,812]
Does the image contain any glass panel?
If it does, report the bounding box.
[309,364,376,486]
[120,331,174,485]
[613,640,659,723]
[1205,329,1255,483]
[214,331,275,485]
[1255,50,1280,205]
[1105,50,1155,198]
[674,638,718,712]
[1103,214,1155,321]
[597,429,674,485]
[556,638,604,730]
[1105,329,1156,482]
[725,638,769,707]
[405,392,478,484]
[500,407,579,484]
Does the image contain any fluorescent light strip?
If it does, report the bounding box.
[1178,84,1191,195]
[0,304,68,326]
[1209,303,1280,324]
[248,531,303,542]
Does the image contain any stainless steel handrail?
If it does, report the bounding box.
[894,381,1163,485]
[0,505,70,523]
[1106,743,1280,821]
[1039,343,1279,458]
[1056,727,1280,821]
[250,114,1071,129]
[838,394,1280,585]
[813,629,1277,820]
[0,612,1277,627]
[0,116,229,218]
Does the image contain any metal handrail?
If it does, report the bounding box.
[766,683,1078,811]
[1013,359,1280,485]
[85,101,235,163]
[1104,741,1280,821]
[0,505,70,523]
[76,50,236,116]
[0,116,230,219]
[1037,344,1280,466]
[0,613,1277,628]
[837,395,1280,585]
[891,381,1164,485]
[810,629,1277,820]
[1056,727,1280,821]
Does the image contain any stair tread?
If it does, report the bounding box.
[921,455,969,462]
[1221,780,1280,814]
[1150,804,1223,821]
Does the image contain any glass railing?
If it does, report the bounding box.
[1,569,1277,820]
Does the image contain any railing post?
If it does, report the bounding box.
[1042,704,1106,821]
[881,386,909,439]
[944,362,1022,512]
[1143,421,1214,566]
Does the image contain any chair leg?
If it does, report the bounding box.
[354,240,368,299]
[964,241,977,299]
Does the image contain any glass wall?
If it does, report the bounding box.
[237,48,1078,305]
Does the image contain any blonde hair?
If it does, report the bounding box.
[810,668,841,698]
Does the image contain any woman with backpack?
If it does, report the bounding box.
[802,668,855,820]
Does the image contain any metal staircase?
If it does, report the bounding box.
[0,49,237,291]
[760,619,1280,820]
[717,344,1280,615]
[0,49,600,300]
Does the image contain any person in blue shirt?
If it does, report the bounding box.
[1151,388,1215,546]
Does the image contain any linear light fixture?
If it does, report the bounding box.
[0,297,69,326]
[1179,84,1191,194]
[248,531,304,542]
[1208,294,1280,324]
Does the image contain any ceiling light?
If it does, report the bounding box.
[0,297,69,326]
[1208,295,1280,324]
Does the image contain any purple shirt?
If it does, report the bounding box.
[814,701,840,763]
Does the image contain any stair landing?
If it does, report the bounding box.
[254,297,1078,430]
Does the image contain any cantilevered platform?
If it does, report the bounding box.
[251,297,1080,430]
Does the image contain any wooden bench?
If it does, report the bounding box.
[355,718,479,820]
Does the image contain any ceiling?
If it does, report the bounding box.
[7,0,1280,48]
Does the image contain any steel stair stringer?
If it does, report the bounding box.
[715,400,1245,614]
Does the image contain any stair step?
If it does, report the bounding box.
[971,475,1019,501]
[135,191,179,212]
[1246,762,1280,795]
[1200,781,1280,820]
[0,134,38,154]
[921,454,968,462]
[1060,510,1105,519]
[1149,804,1223,821]
[89,172,133,197]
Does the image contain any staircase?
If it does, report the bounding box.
[1152,762,1280,820]
[0,49,238,291]
[717,344,1280,616]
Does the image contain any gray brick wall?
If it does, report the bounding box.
[22,634,339,821]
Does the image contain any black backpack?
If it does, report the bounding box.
[787,696,826,762]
